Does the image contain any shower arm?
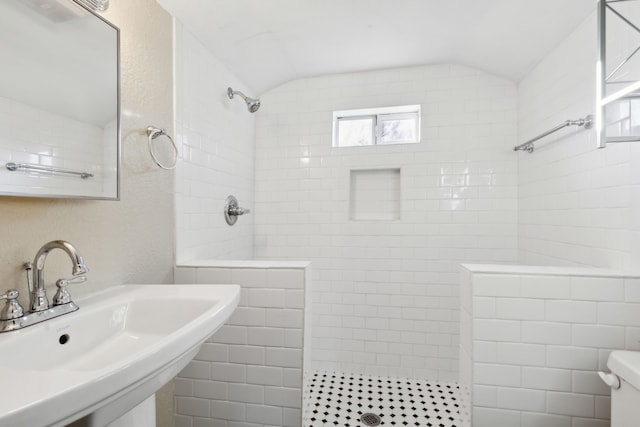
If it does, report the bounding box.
[228,87,247,100]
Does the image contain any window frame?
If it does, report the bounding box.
[334,114,376,147]
[333,105,421,148]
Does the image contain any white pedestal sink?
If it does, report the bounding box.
[0,284,240,427]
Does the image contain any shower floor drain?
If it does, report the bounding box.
[360,413,382,426]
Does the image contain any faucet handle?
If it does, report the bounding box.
[229,206,251,216]
[0,289,24,320]
[53,276,86,306]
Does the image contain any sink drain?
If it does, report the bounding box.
[360,412,382,426]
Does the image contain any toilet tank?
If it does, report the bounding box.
[602,351,640,427]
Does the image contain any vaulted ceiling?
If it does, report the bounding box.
[156,0,596,95]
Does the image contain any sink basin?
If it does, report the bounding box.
[0,284,240,427]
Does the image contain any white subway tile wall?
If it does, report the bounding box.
[0,96,106,196]
[460,265,640,427]
[518,11,640,270]
[174,22,256,261]
[253,63,519,379]
[174,264,309,427]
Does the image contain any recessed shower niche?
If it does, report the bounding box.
[349,168,401,221]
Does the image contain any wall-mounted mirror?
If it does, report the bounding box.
[597,0,640,149]
[0,0,119,199]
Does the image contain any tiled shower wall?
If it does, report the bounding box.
[460,264,640,427]
[0,96,107,196]
[174,261,310,427]
[253,64,519,379]
[174,21,256,261]
[518,11,640,270]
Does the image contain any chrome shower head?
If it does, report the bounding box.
[227,87,261,113]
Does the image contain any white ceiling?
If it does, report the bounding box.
[156,0,596,95]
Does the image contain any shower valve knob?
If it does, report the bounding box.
[224,195,251,226]
[229,206,250,216]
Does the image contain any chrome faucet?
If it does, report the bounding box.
[0,240,89,333]
[30,240,88,312]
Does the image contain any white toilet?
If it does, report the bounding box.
[600,351,640,427]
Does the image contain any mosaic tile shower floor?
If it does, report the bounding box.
[303,371,464,427]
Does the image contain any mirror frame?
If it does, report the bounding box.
[0,0,121,200]
[596,0,640,150]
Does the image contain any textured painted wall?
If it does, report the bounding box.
[0,0,175,424]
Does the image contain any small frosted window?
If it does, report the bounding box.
[333,105,420,147]
[336,117,374,147]
[379,113,419,144]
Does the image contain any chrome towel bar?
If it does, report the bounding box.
[5,162,93,179]
[514,115,593,153]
